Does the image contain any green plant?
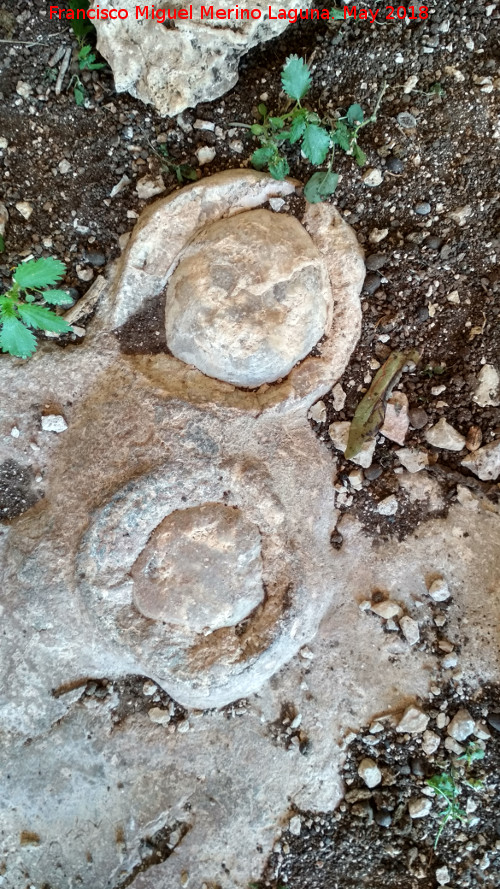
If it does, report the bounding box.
[68,0,94,46]
[156,145,198,185]
[0,258,73,358]
[67,1,106,106]
[243,55,386,203]
[426,742,485,848]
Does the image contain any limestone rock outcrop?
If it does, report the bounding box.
[91,0,309,116]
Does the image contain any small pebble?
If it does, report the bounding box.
[364,464,382,481]
[332,383,346,411]
[425,418,466,451]
[447,708,475,741]
[365,253,387,271]
[148,707,171,725]
[422,730,441,755]
[375,809,392,828]
[423,235,443,250]
[196,146,216,165]
[428,577,450,602]
[289,815,302,836]
[377,495,398,516]
[16,201,34,220]
[397,706,429,734]
[400,616,420,646]
[358,757,382,788]
[363,168,383,187]
[409,407,428,429]
[408,797,432,818]
[363,272,382,295]
[436,866,451,886]
[41,415,67,433]
[444,737,464,755]
[386,156,404,174]
[397,111,417,129]
[415,202,431,216]
[371,600,402,620]
[369,227,389,243]
[308,400,326,423]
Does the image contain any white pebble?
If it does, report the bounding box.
[196,146,216,165]
[371,600,402,620]
[436,866,450,886]
[358,757,382,788]
[148,707,171,725]
[377,495,398,516]
[400,616,420,646]
[16,201,34,220]
[428,577,450,602]
[363,168,383,187]
[422,730,441,755]
[397,706,429,734]
[41,415,67,433]
[447,708,475,742]
[408,797,432,818]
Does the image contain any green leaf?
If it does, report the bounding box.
[0,235,4,253]
[13,257,66,290]
[0,296,17,316]
[281,55,311,102]
[330,7,345,19]
[41,289,74,306]
[268,156,290,180]
[333,121,351,152]
[257,103,267,118]
[80,51,106,71]
[306,111,321,125]
[302,124,331,165]
[251,145,276,170]
[0,315,37,358]
[17,304,72,333]
[347,103,364,126]
[177,164,198,182]
[304,171,339,203]
[251,124,265,135]
[269,116,285,130]
[74,84,85,106]
[345,350,420,460]
[78,44,92,60]
[68,0,93,44]
[352,143,367,167]
[289,114,307,144]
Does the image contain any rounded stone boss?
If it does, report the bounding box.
[110,169,365,413]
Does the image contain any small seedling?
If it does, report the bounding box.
[69,73,86,106]
[0,258,73,358]
[67,0,107,106]
[156,145,198,185]
[426,742,485,848]
[77,43,106,72]
[241,55,386,202]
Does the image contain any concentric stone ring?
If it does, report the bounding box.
[111,169,365,413]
